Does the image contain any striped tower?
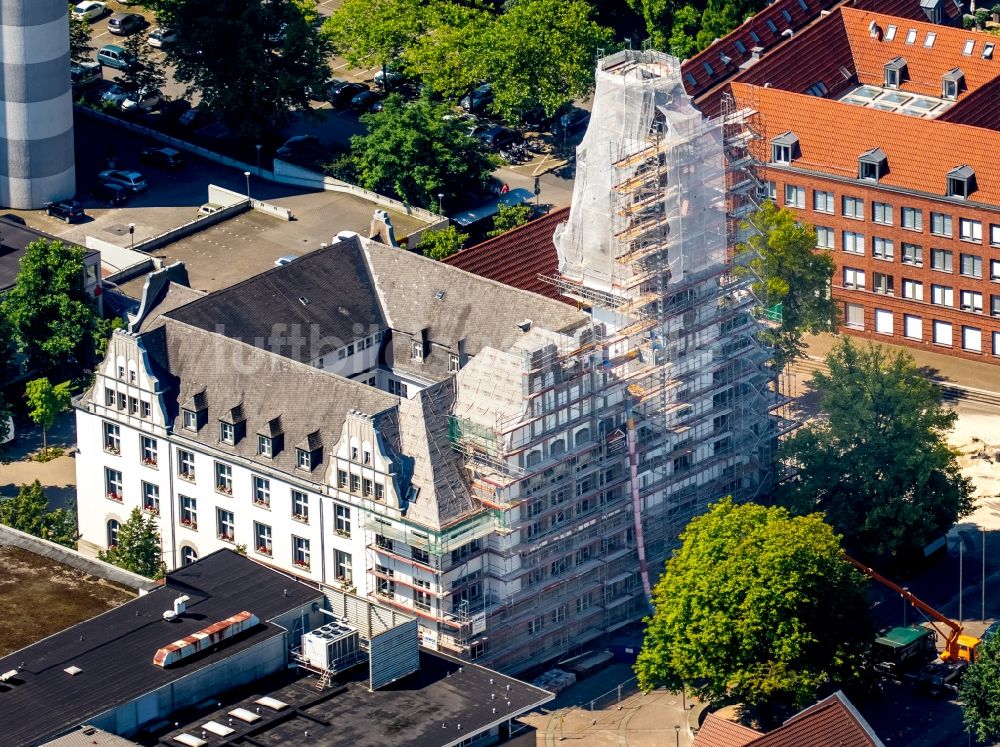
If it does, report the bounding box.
[0,0,75,209]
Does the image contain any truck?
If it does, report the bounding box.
[848,555,981,695]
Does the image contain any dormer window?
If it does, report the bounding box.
[770,132,799,164]
[449,353,461,373]
[296,448,312,470]
[220,422,235,444]
[411,340,424,361]
[859,148,887,182]
[947,165,975,199]
[884,57,907,89]
[258,435,273,457]
[920,0,942,23]
[942,68,964,101]
[183,410,197,431]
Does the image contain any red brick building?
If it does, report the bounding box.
[695,4,1000,363]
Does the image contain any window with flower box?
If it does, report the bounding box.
[140,436,157,467]
[103,422,120,454]
[217,508,235,542]
[105,467,123,502]
[215,462,232,494]
[292,489,309,522]
[335,504,351,537]
[142,481,159,515]
[335,549,353,584]
[252,475,270,508]
[177,449,195,481]
[180,495,197,529]
[293,536,311,569]
[254,521,272,556]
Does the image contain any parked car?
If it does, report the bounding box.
[98,169,147,192]
[148,98,191,128]
[329,82,367,107]
[44,200,85,223]
[147,27,177,48]
[100,83,131,106]
[276,135,321,158]
[556,107,590,136]
[177,106,209,129]
[70,61,102,90]
[121,88,162,112]
[0,213,26,226]
[460,83,493,114]
[374,67,405,89]
[325,79,347,99]
[93,182,130,206]
[477,126,520,150]
[350,89,381,112]
[108,12,145,36]
[72,1,107,21]
[198,203,223,216]
[140,147,185,169]
[97,44,139,71]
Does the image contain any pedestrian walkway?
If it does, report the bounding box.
[0,411,77,512]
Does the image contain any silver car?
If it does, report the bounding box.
[98,169,147,192]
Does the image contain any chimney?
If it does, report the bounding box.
[750,46,764,60]
[518,319,533,332]
[173,595,190,616]
[368,210,398,247]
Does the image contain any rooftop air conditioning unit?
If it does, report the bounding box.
[302,621,361,672]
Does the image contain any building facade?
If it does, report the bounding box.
[0,0,76,209]
[76,53,779,675]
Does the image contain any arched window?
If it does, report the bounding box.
[550,439,566,458]
[107,519,120,547]
[527,450,542,467]
[575,427,591,446]
[181,546,198,566]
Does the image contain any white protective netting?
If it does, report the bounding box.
[553,49,727,293]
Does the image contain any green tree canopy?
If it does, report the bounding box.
[960,633,1000,743]
[24,378,71,458]
[401,1,491,100]
[1,238,101,376]
[738,201,837,371]
[324,0,425,88]
[68,4,93,66]
[418,225,469,260]
[0,480,78,548]
[121,30,167,95]
[635,498,872,712]
[628,0,760,59]
[487,202,533,238]
[350,94,495,208]
[146,0,331,139]
[100,507,167,579]
[480,0,612,122]
[779,339,973,563]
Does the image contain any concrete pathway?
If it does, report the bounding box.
[0,411,78,513]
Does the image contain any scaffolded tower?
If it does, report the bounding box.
[441,51,786,674]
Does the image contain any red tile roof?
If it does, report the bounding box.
[732,79,1000,206]
[695,714,761,747]
[444,207,569,303]
[696,692,884,747]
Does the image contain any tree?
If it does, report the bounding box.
[401,0,491,100]
[418,225,469,260]
[323,0,425,90]
[1,238,101,375]
[24,378,71,459]
[487,202,533,238]
[0,480,78,548]
[667,4,700,60]
[779,339,974,563]
[351,94,495,208]
[479,0,613,122]
[737,201,837,371]
[121,30,167,95]
[69,4,94,66]
[100,507,167,579]
[960,633,1000,743]
[145,0,331,140]
[635,498,872,715]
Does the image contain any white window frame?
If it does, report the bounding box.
[931,284,954,307]
[843,231,865,255]
[960,289,983,313]
[904,314,923,340]
[784,184,805,208]
[874,308,893,335]
[933,320,953,346]
[963,326,983,352]
[842,195,864,219]
[901,207,922,232]
[813,190,834,213]
[902,279,923,301]
[960,218,983,243]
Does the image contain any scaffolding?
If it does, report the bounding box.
[435,50,788,675]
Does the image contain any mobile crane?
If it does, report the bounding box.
[846,555,981,665]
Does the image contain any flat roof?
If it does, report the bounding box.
[161,649,553,747]
[0,550,320,746]
[0,217,98,292]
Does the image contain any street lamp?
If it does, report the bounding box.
[128,222,135,250]
[675,724,680,747]
[437,193,444,216]
[902,587,908,627]
[244,171,251,201]
[255,144,262,175]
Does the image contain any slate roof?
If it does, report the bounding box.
[167,238,387,361]
[732,80,1000,206]
[140,317,398,480]
[444,208,570,302]
[0,550,319,747]
[0,219,98,293]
